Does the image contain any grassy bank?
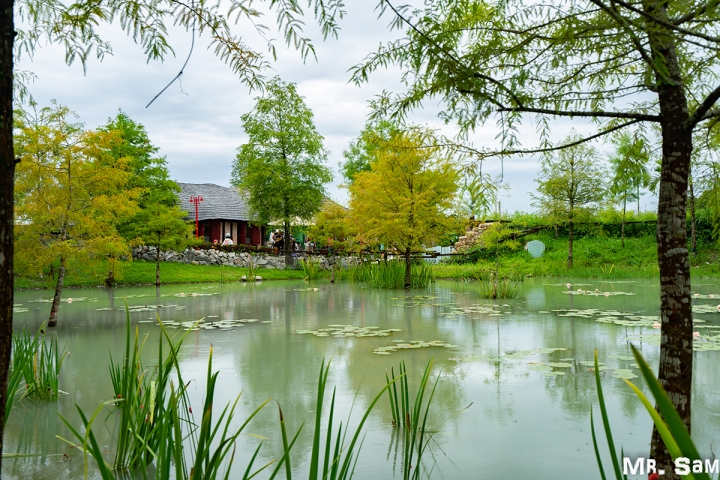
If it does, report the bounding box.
[14,259,306,289]
[433,233,720,280]
[14,234,720,290]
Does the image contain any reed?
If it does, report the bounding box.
[5,330,36,423]
[592,346,714,480]
[12,327,68,402]
[299,258,322,281]
[477,278,519,299]
[268,359,398,480]
[286,358,395,480]
[385,359,438,480]
[59,309,272,480]
[107,307,193,471]
[246,256,257,280]
[337,261,434,289]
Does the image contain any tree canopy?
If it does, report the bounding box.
[14,103,138,326]
[349,128,460,287]
[0,0,348,458]
[608,132,651,247]
[97,112,194,284]
[534,134,606,268]
[231,77,332,262]
[351,1,720,469]
[340,120,399,185]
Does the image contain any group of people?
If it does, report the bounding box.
[268,230,315,253]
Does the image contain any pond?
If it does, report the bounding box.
[4,278,720,479]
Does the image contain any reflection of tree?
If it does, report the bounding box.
[483,313,515,425]
[220,281,469,473]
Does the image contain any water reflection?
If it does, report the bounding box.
[4,278,720,480]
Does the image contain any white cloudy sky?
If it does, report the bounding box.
[16,0,658,214]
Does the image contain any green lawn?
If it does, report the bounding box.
[14,259,307,289]
[432,233,720,280]
[14,234,720,290]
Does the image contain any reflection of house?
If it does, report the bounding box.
[177,183,263,245]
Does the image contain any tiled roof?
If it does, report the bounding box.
[177,183,253,221]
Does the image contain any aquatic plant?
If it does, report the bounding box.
[59,307,395,480]
[591,346,713,480]
[107,307,194,471]
[59,308,271,480]
[299,258,322,280]
[6,329,38,422]
[295,358,394,480]
[385,359,438,480]
[246,256,257,280]
[337,261,434,289]
[477,278,519,299]
[12,327,68,402]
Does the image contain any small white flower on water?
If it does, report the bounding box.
[67,298,72,303]
[566,283,571,288]
[652,322,661,329]
[577,288,582,292]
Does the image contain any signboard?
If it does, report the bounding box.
[526,240,545,258]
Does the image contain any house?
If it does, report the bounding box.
[177,183,264,245]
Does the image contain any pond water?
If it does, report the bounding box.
[4,278,720,479]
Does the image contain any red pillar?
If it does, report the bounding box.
[251,226,261,245]
[239,222,247,245]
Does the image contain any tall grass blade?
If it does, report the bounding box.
[626,345,711,480]
[590,409,607,480]
[593,350,625,480]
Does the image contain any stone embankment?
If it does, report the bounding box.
[454,222,494,251]
[131,246,355,270]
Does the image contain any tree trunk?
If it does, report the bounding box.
[689,180,697,256]
[404,246,411,289]
[649,10,694,476]
[621,198,626,248]
[284,220,292,267]
[48,257,67,327]
[0,0,15,460]
[554,223,558,238]
[567,221,573,268]
[155,246,161,286]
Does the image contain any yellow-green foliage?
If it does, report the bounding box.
[307,201,354,247]
[348,128,461,252]
[14,103,140,281]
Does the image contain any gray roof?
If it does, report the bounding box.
[177,183,252,221]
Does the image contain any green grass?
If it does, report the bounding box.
[433,233,720,280]
[336,261,434,289]
[592,346,713,480]
[12,328,68,402]
[15,233,720,290]
[298,258,322,280]
[477,278,520,299]
[385,359,438,480]
[14,259,307,289]
[59,308,272,480]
